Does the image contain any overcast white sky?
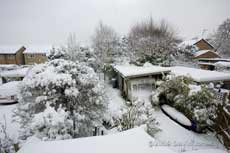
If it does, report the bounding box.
[0,0,229,45]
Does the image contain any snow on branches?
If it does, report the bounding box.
[15,59,108,140]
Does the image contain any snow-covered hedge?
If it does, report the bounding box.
[152,76,218,132]
[15,59,108,140]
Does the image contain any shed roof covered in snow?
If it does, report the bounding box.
[0,46,25,54]
[17,127,176,153]
[113,65,171,78]
[170,66,230,82]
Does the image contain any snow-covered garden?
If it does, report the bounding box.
[0,16,230,153]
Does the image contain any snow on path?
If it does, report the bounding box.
[153,110,224,152]
[105,84,126,118]
[0,104,20,139]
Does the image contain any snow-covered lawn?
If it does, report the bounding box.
[0,104,19,139]
[153,110,225,152]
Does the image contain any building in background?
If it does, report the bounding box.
[192,38,214,50]
[0,45,51,65]
[179,38,215,51]
[23,46,51,65]
[0,46,26,65]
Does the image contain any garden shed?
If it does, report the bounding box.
[113,65,170,101]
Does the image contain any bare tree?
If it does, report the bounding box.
[91,21,120,70]
[66,33,81,61]
[213,18,230,57]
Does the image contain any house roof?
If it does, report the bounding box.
[178,38,214,49]
[193,50,220,58]
[17,127,176,153]
[0,46,24,54]
[170,66,230,82]
[193,38,214,49]
[113,65,171,78]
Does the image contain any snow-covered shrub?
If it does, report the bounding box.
[153,76,218,132]
[146,110,161,137]
[48,47,68,60]
[30,104,73,140]
[151,90,161,106]
[155,76,192,104]
[115,99,160,135]
[183,86,217,131]
[115,100,148,131]
[15,59,108,140]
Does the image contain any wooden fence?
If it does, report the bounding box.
[214,91,230,150]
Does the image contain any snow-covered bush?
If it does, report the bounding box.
[152,76,218,132]
[15,59,108,140]
[30,104,73,140]
[183,86,217,131]
[115,99,160,135]
[154,76,192,104]
[146,110,161,137]
[48,47,68,60]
